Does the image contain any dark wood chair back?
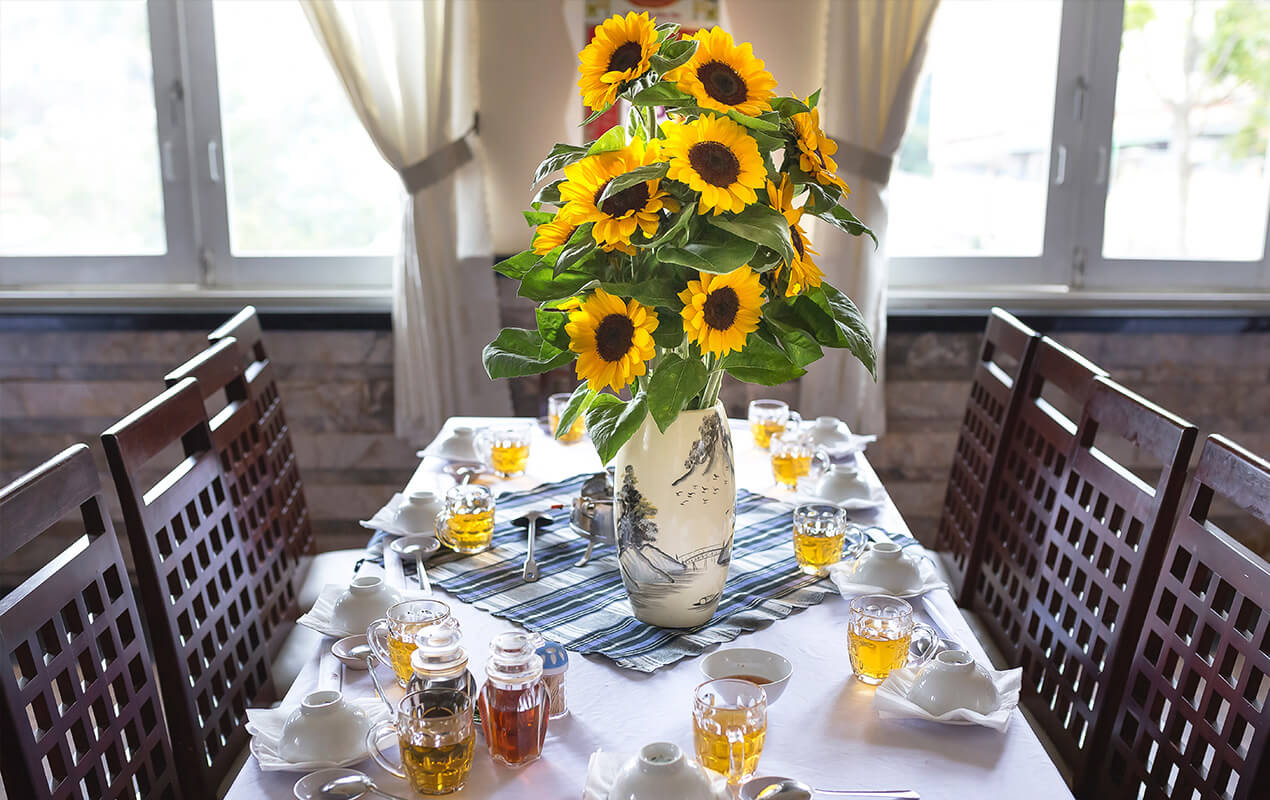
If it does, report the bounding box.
[934,307,1039,603]
[101,379,274,800]
[1020,376,1198,788]
[972,336,1108,664]
[1092,436,1270,800]
[165,337,299,658]
[209,306,314,561]
[0,445,182,800]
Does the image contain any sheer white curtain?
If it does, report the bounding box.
[302,0,511,441]
[799,0,939,434]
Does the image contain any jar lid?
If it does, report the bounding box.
[485,632,543,684]
[536,642,569,675]
[410,624,468,676]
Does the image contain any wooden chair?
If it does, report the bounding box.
[971,336,1108,666]
[0,445,182,800]
[101,379,275,800]
[165,337,299,659]
[933,308,1039,604]
[1091,436,1270,800]
[208,306,313,562]
[1019,376,1198,790]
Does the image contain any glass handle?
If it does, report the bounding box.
[811,449,833,479]
[908,622,940,668]
[785,410,803,431]
[366,721,407,780]
[366,618,392,664]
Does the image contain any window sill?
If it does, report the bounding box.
[0,286,394,314]
[888,287,1270,316]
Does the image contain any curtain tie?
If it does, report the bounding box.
[399,113,479,195]
[832,139,894,186]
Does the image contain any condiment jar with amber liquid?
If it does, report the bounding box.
[477,632,550,767]
[407,624,480,723]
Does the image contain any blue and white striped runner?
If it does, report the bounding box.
[361,474,914,672]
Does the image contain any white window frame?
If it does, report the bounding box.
[0,0,393,292]
[890,0,1270,297]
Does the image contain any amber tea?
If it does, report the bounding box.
[692,679,767,784]
[750,419,787,449]
[437,485,496,555]
[748,399,798,449]
[847,628,912,684]
[846,594,938,685]
[400,731,475,795]
[490,443,529,476]
[368,600,453,687]
[792,503,849,575]
[548,393,586,443]
[369,688,474,796]
[771,453,811,488]
[476,423,532,477]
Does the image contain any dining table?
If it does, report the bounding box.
[225,416,1075,800]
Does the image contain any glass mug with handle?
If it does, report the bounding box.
[367,599,457,687]
[792,503,850,576]
[770,429,831,490]
[748,399,801,449]
[368,688,475,795]
[547,392,586,443]
[434,484,496,555]
[475,422,533,478]
[846,594,939,685]
[692,678,767,784]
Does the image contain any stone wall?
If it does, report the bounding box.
[2,312,1267,587]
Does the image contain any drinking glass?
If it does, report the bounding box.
[748,399,800,449]
[792,503,849,575]
[846,594,939,685]
[368,599,455,687]
[368,688,475,795]
[692,678,767,784]
[769,430,830,490]
[475,422,533,477]
[547,392,586,443]
[434,484,496,554]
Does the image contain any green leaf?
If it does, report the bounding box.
[719,331,805,385]
[631,81,696,108]
[659,225,757,273]
[523,210,556,227]
[555,222,596,276]
[813,203,878,248]
[655,22,681,42]
[651,309,685,350]
[637,201,695,247]
[483,328,574,379]
[585,392,649,464]
[769,96,811,118]
[518,263,594,302]
[764,318,823,368]
[650,38,698,74]
[705,203,796,264]
[813,284,877,377]
[748,129,786,152]
[493,249,541,280]
[646,354,709,433]
[531,179,564,209]
[801,180,842,214]
[725,108,781,132]
[533,143,588,186]
[554,383,596,441]
[535,304,572,351]
[597,277,683,308]
[807,89,821,109]
[587,125,626,156]
[748,245,783,273]
[597,163,670,205]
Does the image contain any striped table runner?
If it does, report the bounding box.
[361,474,914,672]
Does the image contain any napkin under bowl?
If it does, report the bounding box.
[297,582,428,639]
[826,548,949,598]
[584,750,730,800]
[246,695,390,771]
[872,661,1021,731]
[360,492,440,538]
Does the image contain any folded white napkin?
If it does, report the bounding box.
[826,549,950,599]
[583,751,731,800]
[245,697,391,771]
[359,492,436,538]
[872,663,1022,731]
[794,480,888,511]
[296,583,430,639]
[819,432,877,458]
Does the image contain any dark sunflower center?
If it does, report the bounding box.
[697,61,748,105]
[791,229,806,259]
[702,287,740,330]
[688,142,741,187]
[607,41,643,73]
[595,313,635,362]
[594,178,651,218]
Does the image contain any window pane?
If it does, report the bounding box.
[0,0,165,255]
[213,0,400,256]
[1103,0,1270,261]
[890,0,1062,258]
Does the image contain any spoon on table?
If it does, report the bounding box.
[389,535,439,594]
[513,511,554,582]
[748,776,920,800]
[318,772,411,800]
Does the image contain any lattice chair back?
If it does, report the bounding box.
[934,307,1039,604]
[101,379,275,800]
[165,337,299,658]
[972,336,1108,665]
[209,306,313,561]
[1093,436,1270,800]
[0,445,182,800]
[1020,376,1197,789]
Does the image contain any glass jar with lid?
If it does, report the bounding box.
[476,632,550,767]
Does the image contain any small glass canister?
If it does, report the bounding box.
[406,624,480,722]
[535,641,569,719]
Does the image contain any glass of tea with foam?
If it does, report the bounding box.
[747,399,799,449]
[368,688,475,795]
[769,429,830,490]
[846,594,938,685]
[692,678,767,784]
[435,484,496,555]
[476,422,533,477]
[792,503,849,575]
[368,599,456,687]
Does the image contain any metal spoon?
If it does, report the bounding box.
[513,511,554,583]
[318,772,410,800]
[749,776,919,800]
[388,535,439,595]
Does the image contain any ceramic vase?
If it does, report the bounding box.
[613,404,736,628]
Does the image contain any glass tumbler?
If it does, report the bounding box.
[475,422,532,477]
[367,688,475,795]
[770,429,830,490]
[692,678,767,784]
[748,399,800,449]
[367,599,456,687]
[846,594,939,685]
[434,484,496,555]
[792,503,849,575]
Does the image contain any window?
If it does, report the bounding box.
[890,0,1270,294]
[0,0,398,291]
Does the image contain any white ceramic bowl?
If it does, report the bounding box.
[845,542,925,595]
[278,691,372,764]
[907,649,1001,716]
[329,576,402,635]
[330,635,372,671]
[609,742,720,800]
[699,648,793,704]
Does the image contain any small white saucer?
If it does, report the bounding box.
[330,635,372,671]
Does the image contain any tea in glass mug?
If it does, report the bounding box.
[547,392,586,443]
[792,503,849,575]
[435,484,496,554]
[692,678,767,784]
[475,422,532,477]
[748,399,799,449]
[368,688,475,795]
[846,594,938,684]
[367,599,456,687]
[770,430,830,490]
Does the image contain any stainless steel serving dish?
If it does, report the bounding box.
[569,468,614,566]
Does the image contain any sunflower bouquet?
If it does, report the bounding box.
[483,12,877,463]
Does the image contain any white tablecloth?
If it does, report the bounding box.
[226,417,1073,800]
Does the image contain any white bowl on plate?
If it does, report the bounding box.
[329,576,402,635]
[844,541,924,595]
[907,649,1001,716]
[699,647,793,704]
[278,690,372,764]
[609,742,719,800]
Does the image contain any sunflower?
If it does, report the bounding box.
[559,137,678,249]
[678,267,764,357]
[663,114,766,215]
[566,288,659,392]
[534,216,635,256]
[577,12,659,112]
[791,103,850,194]
[667,27,776,117]
[766,175,823,296]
